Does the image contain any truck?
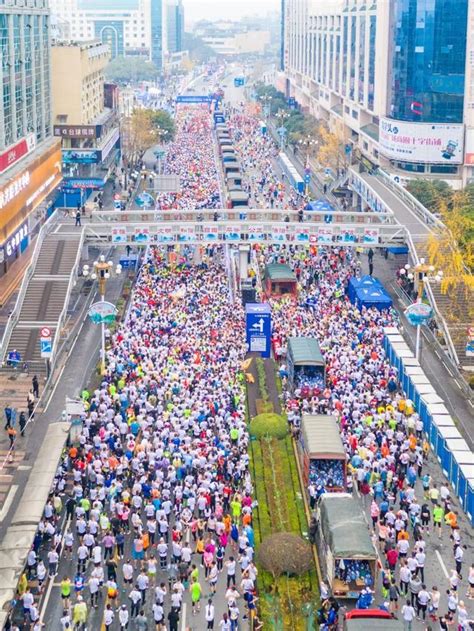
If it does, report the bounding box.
[299,414,346,491]
[287,336,326,392]
[343,610,404,630]
[315,494,379,599]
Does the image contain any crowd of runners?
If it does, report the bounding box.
[261,244,474,630]
[7,97,474,631]
[154,107,221,211]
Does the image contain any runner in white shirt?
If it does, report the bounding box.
[205,599,215,630]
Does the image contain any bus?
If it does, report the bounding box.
[279,152,304,193]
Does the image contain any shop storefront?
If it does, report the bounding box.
[0,142,62,277]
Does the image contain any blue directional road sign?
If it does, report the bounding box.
[245,303,272,358]
[40,339,52,358]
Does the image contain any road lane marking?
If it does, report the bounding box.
[181,602,187,631]
[39,516,71,622]
[435,550,449,579]
[0,485,18,522]
[453,379,462,390]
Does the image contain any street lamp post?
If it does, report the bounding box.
[275,109,290,151]
[298,135,318,194]
[399,258,443,360]
[259,94,272,120]
[154,126,169,174]
[83,256,122,375]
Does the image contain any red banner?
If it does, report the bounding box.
[0,136,33,174]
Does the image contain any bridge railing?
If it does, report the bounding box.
[376,168,446,231]
[83,215,407,248]
[49,229,86,375]
[90,207,399,224]
[0,212,59,365]
[404,232,460,367]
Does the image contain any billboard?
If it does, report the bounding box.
[379,118,464,164]
[0,142,62,243]
[62,149,100,164]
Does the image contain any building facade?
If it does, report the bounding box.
[0,0,62,276]
[49,0,151,58]
[166,0,184,54]
[150,0,165,69]
[49,0,172,66]
[51,41,120,204]
[283,0,472,187]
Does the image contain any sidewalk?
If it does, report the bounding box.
[0,244,33,309]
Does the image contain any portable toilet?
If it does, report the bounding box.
[439,436,469,479]
[446,440,473,492]
[435,424,463,472]
[428,415,454,452]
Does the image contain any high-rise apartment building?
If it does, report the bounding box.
[0,0,62,276]
[283,0,472,187]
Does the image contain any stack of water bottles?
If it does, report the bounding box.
[335,559,372,585]
[295,372,325,391]
[308,459,345,489]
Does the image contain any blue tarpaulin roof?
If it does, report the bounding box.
[305,199,335,211]
[347,275,392,311]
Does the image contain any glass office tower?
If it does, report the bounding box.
[389,0,468,123]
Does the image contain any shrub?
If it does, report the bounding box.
[258,532,313,578]
[249,413,287,440]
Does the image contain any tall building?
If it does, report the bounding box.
[283,0,472,187]
[0,0,62,277]
[51,41,120,204]
[49,0,170,66]
[167,0,184,54]
[150,0,166,69]
[49,0,151,58]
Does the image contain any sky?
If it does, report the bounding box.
[183,0,279,26]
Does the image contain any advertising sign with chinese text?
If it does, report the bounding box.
[248,225,265,241]
[178,226,195,242]
[317,227,333,244]
[156,226,174,243]
[202,225,219,241]
[0,134,36,175]
[363,228,379,244]
[225,226,240,241]
[379,118,464,164]
[272,226,287,242]
[134,227,150,243]
[111,227,127,243]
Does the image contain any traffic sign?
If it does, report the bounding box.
[40,326,51,338]
[40,339,52,358]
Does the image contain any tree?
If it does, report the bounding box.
[127,109,175,161]
[105,56,160,84]
[317,124,343,172]
[427,192,474,292]
[150,109,176,142]
[257,533,313,580]
[406,179,452,212]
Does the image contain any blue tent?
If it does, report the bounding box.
[354,285,392,311]
[347,275,382,303]
[305,199,335,211]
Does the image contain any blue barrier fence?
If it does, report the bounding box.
[383,327,474,526]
